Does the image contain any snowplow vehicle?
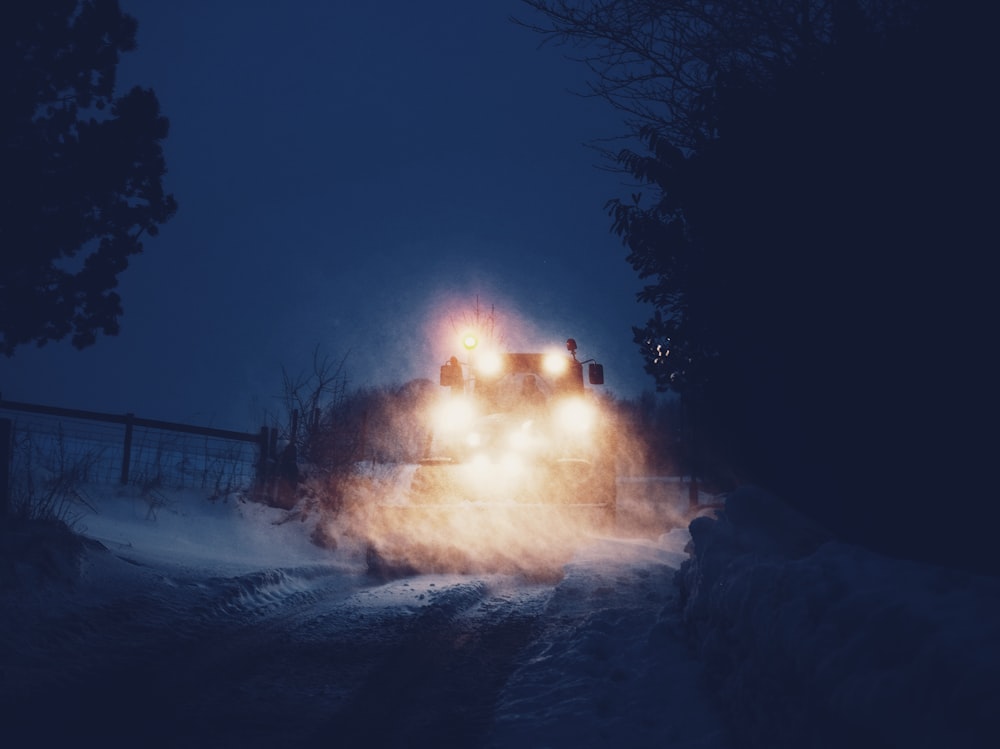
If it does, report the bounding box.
[364,336,617,576]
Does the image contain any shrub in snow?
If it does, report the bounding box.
[0,517,90,589]
[677,486,1000,749]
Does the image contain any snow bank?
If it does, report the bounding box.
[677,486,1000,749]
[76,485,337,574]
[490,532,732,748]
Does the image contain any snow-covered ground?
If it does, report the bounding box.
[677,487,1000,749]
[2,477,997,748]
[0,475,732,747]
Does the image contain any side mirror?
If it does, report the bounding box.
[588,363,604,385]
[440,360,463,388]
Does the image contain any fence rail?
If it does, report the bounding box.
[0,400,274,506]
[0,399,261,443]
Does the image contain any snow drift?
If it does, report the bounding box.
[677,486,1000,749]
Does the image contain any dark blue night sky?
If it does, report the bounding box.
[2,0,652,428]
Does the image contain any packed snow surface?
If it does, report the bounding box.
[0,477,732,748]
[2,479,997,748]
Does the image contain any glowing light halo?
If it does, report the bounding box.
[462,333,479,350]
[543,351,569,375]
[476,350,503,376]
[433,397,476,432]
[555,396,595,432]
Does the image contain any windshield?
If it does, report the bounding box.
[471,353,583,412]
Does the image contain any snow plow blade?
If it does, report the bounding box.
[362,460,616,577]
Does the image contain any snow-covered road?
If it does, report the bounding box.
[0,479,732,748]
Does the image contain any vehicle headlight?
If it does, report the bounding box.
[543,352,569,375]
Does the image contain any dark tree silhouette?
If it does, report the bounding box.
[1,0,177,356]
[525,1,998,574]
[514,1,918,152]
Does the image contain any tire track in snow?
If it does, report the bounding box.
[0,554,362,746]
[3,543,555,748]
[314,579,549,749]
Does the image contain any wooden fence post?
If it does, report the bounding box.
[256,426,270,479]
[0,418,11,523]
[121,412,134,485]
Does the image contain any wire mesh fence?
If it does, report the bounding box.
[1,403,260,499]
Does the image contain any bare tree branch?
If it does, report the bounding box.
[279,346,352,466]
[513,1,916,151]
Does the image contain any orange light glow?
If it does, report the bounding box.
[432,397,475,432]
[555,397,595,432]
[543,352,569,375]
[476,350,503,376]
